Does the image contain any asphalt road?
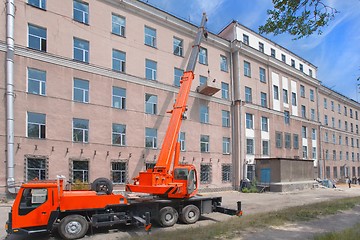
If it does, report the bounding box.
[1,184,359,240]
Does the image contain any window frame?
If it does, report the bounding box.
[28,24,47,52]
[112,123,126,146]
[112,14,125,37]
[144,26,157,47]
[72,118,89,143]
[27,68,46,96]
[73,0,89,24]
[27,112,46,139]
[73,37,89,63]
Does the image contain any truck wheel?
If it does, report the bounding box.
[91,177,113,195]
[58,215,89,240]
[180,205,200,224]
[158,206,178,227]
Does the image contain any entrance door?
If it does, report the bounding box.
[260,168,271,184]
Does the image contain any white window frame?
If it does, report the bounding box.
[145,59,157,81]
[111,162,127,184]
[73,38,89,63]
[112,49,126,72]
[244,61,251,77]
[72,118,89,143]
[200,105,209,124]
[144,26,156,47]
[112,123,126,146]
[112,14,125,36]
[28,0,46,9]
[27,68,46,95]
[199,47,208,65]
[200,135,210,153]
[73,78,89,103]
[28,24,47,51]
[223,137,230,154]
[112,86,126,109]
[173,37,183,56]
[145,94,157,115]
[145,128,157,149]
[27,112,46,139]
[73,0,89,24]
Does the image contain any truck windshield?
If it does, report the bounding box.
[19,188,48,216]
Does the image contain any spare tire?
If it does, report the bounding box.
[91,178,113,195]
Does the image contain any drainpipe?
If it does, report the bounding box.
[6,0,16,194]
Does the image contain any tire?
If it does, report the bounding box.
[91,177,113,195]
[58,215,89,240]
[158,206,179,227]
[180,205,200,224]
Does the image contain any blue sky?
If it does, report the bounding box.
[144,0,360,102]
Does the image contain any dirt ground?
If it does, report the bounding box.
[1,183,360,240]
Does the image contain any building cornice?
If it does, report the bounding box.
[318,85,360,109]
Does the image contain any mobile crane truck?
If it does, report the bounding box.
[5,13,242,240]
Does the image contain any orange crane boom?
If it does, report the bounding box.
[126,13,208,198]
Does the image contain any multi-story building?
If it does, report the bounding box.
[1,0,233,194]
[1,0,359,195]
[318,86,360,180]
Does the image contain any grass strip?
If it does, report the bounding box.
[129,196,360,240]
[314,223,360,240]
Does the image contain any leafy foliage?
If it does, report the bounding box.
[259,0,338,39]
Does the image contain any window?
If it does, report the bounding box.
[223,137,230,154]
[200,164,211,183]
[28,0,46,9]
[112,123,126,146]
[325,132,329,142]
[309,69,313,77]
[291,59,295,68]
[200,135,209,153]
[356,111,358,120]
[173,37,183,56]
[199,75,208,86]
[246,139,254,154]
[312,147,317,159]
[261,117,268,132]
[332,117,335,128]
[245,113,253,129]
[73,38,89,63]
[262,140,269,155]
[345,121,348,131]
[284,111,290,124]
[350,109,353,118]
[28,24,46,51]
[312,128,316,140]
[145,94,157,115]
[220,55,228,71]
[243,34,249,45]
[258,42,264,52]
[331,101,334,111]
[111,162,127,184]
[261,92,267,107]
[357,125,359,134]
[73,118,89,143]
[179,132,186,151]
[244,61,251,77]
[281,54,286,62]
[112,49,126,72]
[310,89,314,101]
[339,135,342,145]
[145,162,156,170]
[338,120,342,129]
[259,67,266,82]
[299,63,303,72]
[292,92,297,106]
[271,48,276,58]
[72,160,88,183]
[300,85,305,97]
[221,82,229,99]
[145,59,157,80]
[26,158,46,181]
[174,68,184,87]
[222,110,230,127]
[324,115,328,125]
[340,151,343,160]
[200,105,209,124]
[275,132,282,148]
[28,68,46,95]
[245,87,252,103]
[145,128,157,148]
[302,146,308,159]
[112,86,126,109]
[301,105,306,118]
[73,0,89,24]
[344,106,347,116]
[323,98,327,109]
[311,109,315,121]
[73,78,89,103]
[283,89,288,104]
[302,126,307,138]
[112,14,125,36]
[27,112,46,139]
[338,104,341,114]
[273,85,279,100]
[293,134,299,149]
[222,165,231,182]
[285,133,291,149]
[199,47,208,65]
[351,123,354,133]
[346,152,349,161]
[144,26,156,47]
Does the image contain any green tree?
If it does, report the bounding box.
[259,0,338,39]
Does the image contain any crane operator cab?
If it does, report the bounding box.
[173,166,198,197]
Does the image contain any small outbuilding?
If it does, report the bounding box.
[255,158,317,192]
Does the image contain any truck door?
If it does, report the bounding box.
[13,187,55,229]
[187,169,197,195]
